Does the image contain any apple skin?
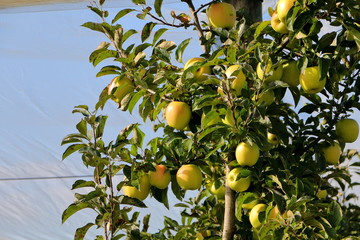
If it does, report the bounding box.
[267,132,280,145]
[176,164,203,190]
[184,57,212,82]
[227,168,251,192]
[236,142,260,166]
[122,174,150,201]
[256,62,283,83]
[276,0,296,23]
[165,101,191,130]
[271,11,289,34]
[316,189,327,199]
[225,65,247,96]
[249,204,267,228]
[281,61,300,87]
[242,193,259,209]
[107,76,135,103]
[299,66,326,94]
[322,142,341,165]
[335,118,359,143]
[149,165,171,189]
[207,2,236,29]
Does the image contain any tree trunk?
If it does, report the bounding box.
[222,1,262,240]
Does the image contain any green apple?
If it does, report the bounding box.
[165,101,192,130]
[149,164,171,189]
[241,193,259,210]
[276,0,296,23]
[224,65,247,96]
[236,142,260,166]
[176,164,203,190]
[322,142,341,165]
[249,203,267,228]
[256,61,283,83]
[316,189,327,199]
[267,132,280,145]
[227,168,251,192]
[281,61,300,87]
[107,76,135,103]
[336,118,359,143]
[299,66,326,94]
[184,57,212,82]
[122,174,150,201]
[271,11,289,34]
[207,2,236,29]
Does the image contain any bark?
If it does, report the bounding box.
[221,1,262,240]
[223,164,236,240]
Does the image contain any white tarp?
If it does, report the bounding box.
[0,0,358,239]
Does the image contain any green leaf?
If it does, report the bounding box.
[255,20,270,39]
[62,144,86,160]
[122,29,138,44]
[175,38,191,63]
[298,104,318,114]
[89,49,118,67]
[118,195,147,208]
[95,115,108,139]
[152,28,168,45]
[74,223,94,240]
[132,0,146,4]
[82,22,106,33]
[327,200,343,227]
[317,32,337,52]
[71,180,96,190]
[62,202,91,223]
[141,22,157,43]
[112,9,136,24]
[319,57,331,81]
[152,187,169,209]
[76,119,87,136]
[154,0,163,17]
[271,189,287,213]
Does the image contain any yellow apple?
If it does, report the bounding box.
[276,0,296,23]
[281,61,300,87]
[224,65,247,96]
[149,164,171,189]
[322,142,341,165]
[316,189,327,199]
[208,182,226,199]
[299,66,326,94]
[207,2,236,29]
[122,174,150,201]
[227,168,251,192]
[107,76,135,103]
[268,205,280,220]
[241,193,259,210]
[184,57,212,82]
[256,61,283,83]
[271,11,289,34]
[267,132,280,145]
[236,142,260,166]
[249,203,267,228]
[165,101,192,130]
[335,118,359,143]
[176,164,203,190]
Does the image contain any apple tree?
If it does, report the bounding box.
[61,0,360,239]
